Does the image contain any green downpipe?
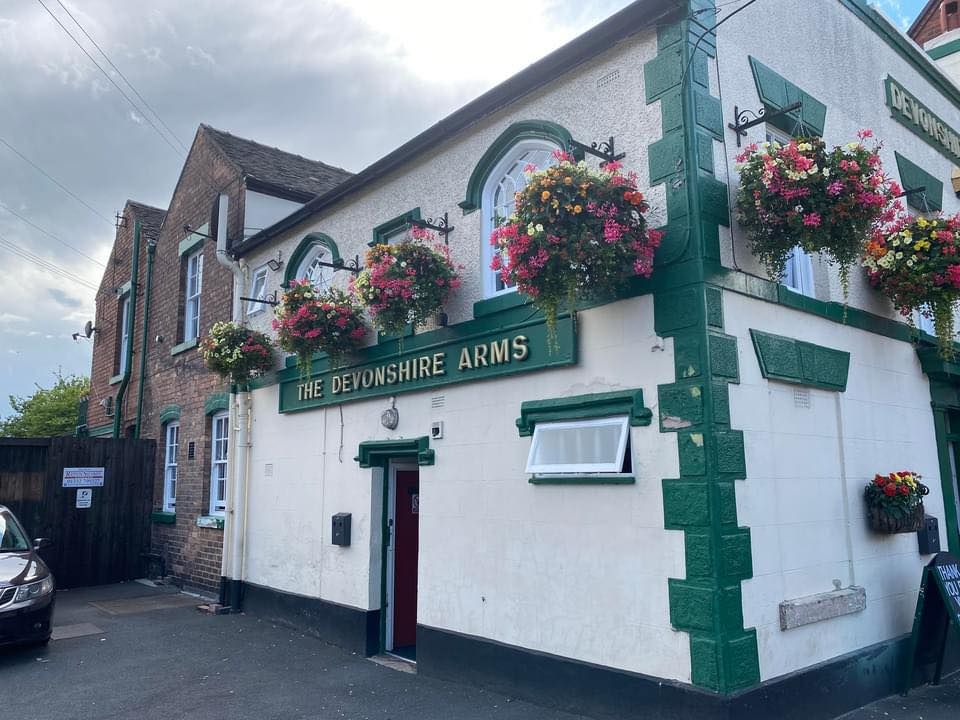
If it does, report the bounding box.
[134,241,155,439]
[112,219,141,438]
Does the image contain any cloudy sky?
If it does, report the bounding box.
[0,0,927,418]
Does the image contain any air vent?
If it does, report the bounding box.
[597,69,620,89]
[794,388,811,409]
[264,463,274,478]
[431,395,445,409]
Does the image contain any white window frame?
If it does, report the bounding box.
[296,244,331,291]
[184,250,203,341]
[481,139,560,299]
[525,415,631,476]
[118,294,131,374]
[163,422,179,513]
[915,307,936,335]
[247,265,269,316]
[209,412,229,516]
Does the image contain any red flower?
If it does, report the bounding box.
[884,483,898,497]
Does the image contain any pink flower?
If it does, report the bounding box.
[803,213,821,227]
[827,181,845,196]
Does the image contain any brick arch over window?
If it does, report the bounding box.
[283,232,342,287]
[458,120,577,214]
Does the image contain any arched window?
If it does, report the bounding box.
[284,233,342,291]
[481,140,559,297]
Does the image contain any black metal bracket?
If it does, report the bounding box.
[898,186,927,198]
[312,255,363,274]
[568,136,625,164]
[728,101,803,147]
[183,224,214,240]
[240,290,279,307]
[409,212,455,245]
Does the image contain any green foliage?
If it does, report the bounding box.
[0,372,90,438]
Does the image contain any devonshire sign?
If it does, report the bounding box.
[885,76,960,164]
[278,315,576,412]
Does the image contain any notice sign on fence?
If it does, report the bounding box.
[62,467,105,488]
[76,488,92,509]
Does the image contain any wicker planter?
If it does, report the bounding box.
[867,502,925,534]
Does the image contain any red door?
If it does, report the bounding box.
[392,469,419,650]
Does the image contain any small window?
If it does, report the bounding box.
[117,294,131,374]
[915,308,935,336]
[297,245,331,291]
[184,250,203,341]
[525,416,631,476]
[209,412,229,516]
[247,266,268,315]
[766,126,815,298]
[163,422,179,512]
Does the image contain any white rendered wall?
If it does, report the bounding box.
[244,190,304,240]
[715,0,960,316]
[726,291,949,682]
[243,295,692,681]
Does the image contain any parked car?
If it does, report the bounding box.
[0,505,55,646]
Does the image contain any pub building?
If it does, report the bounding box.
[212,2,960,717]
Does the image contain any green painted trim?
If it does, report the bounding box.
[371,208,421,246]
[159,405,181,424]
[472,291,531,318]
[928,38,960,61]
[529,475,635,485]
[931,406,960,554]
[355,436,435,468]
[284,232,342,286]
[516,389,652,437]
[894,151,944,212]
[204,392,229,416]
[749,329,850,392]
[87,423,113,438]
[178,231,206,258]
[747,56,827,137]
[170,338,198,356]
[458,120,575,213]
[885,75,960,166]
[150,511,176,525]
[117,281,132,297]
[109,374,123,386]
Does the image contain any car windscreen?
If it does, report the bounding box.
[0,511,30,552]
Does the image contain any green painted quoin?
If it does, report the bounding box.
[644,2,760,692]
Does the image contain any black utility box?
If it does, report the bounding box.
[332,513,352,546]
[918,515,941,555]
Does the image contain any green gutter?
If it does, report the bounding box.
[112,219,141,438]
[134,241,155,439]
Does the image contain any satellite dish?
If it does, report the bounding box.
[84,320,96,338]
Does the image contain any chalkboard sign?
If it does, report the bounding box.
[903,552,960,692]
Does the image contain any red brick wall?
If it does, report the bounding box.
[911,2,960,47]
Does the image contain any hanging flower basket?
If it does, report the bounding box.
[735,130,899,300]
[273,281,368,375]
[864,214,960,358]
[864,471,928,534]
[489,151,662,347]
[199,321,275,385]
[351,227,462,337]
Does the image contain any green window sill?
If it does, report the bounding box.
[197,515,224,530]
[109,374,124,385]
[529,475,635,485]
[170,338,198,356]
[473,291,530,318]
[150,511,176,524]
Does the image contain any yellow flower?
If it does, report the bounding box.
[541,191,551,201]
[563,176,573,185]
[573,205,582,214]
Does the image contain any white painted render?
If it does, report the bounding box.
[243,190,304,240]
[727,290,949,681]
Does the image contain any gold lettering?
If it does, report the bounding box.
[375,366,386,386]
[331,375,341,395]
[361,369,374,388]
[432,352,446,376]
[418,356,432,378]
[512,335,529,361]
[386,363,398,384]
[490,338,509,365]
[458,347,472,371]
[474,343,488,367]
[399,360,412,382]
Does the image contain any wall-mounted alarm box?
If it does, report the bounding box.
[918,515,940,555]
[332,513,352,547]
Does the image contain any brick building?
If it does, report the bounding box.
[85,125,350,591]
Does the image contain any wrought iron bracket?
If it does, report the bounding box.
[409,212,455,245]
[310,255,364,274]
[240,290,279,307]
[898,186,927,198]
[728,101,803,147]
[568,136,625,164]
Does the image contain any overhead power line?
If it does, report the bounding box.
[0,233,100,292]
[52,0,189,154]
[35,0,185,158]
[0,136,114,226]
[0,200,106,268]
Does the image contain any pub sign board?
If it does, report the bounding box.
[903,552,960,692]
[278,315,576,413]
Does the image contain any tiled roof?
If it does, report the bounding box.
[201,125,352,198]
[125,200,166,237]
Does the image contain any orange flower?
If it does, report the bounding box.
[541,191,551,201]
[563,176,573,185]
[573,205,582,214]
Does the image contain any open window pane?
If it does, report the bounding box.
[526,416,630,475]
[247,266,268,315]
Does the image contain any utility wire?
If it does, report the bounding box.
[52,0,189,154]
[35,0,185,158]
[0,234,99,291]
[0,200,106,268]
[0,136,114,226]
